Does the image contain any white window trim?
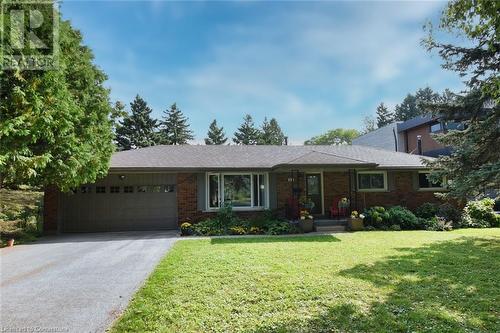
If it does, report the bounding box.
[357,170,388,192]
[205,172,269,211]
[417,171,446,191]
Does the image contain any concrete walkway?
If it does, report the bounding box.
[0,231,178,333]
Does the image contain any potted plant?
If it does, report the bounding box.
[299,209,314,232]
[180,222,193,236]
[299,197,315,211]
[348,211,365,231]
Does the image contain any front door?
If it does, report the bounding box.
[305,173,322,215]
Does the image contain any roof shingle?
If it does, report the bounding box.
[110,145,432,170]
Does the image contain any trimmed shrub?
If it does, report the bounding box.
[461,198,500,228]
[389,224,401,231]
[415,203,439,219]
[364,226,376,231]
[437,203,462,226]
[425,216,453,231]
[363,206,390,228]
[387,206,418,230]
[192,218,225,236]
[229,226,247,235]
[266,220,297,235]
[0,221,25,240]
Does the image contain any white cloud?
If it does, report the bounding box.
[78,1,460,141]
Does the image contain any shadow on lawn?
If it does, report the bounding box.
[253,236,500,333]
[210,234,340,244]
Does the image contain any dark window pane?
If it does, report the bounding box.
[164,185,175,193]
[96,186,105,194]
[124,186,134,193]
[81,186,92,193]
[419,173,442,188]
[307,175,320,195]
[370,174,384,189]
[358,174,371,189]
[110,186,120,193]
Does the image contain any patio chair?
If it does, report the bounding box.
[330,196,348,218]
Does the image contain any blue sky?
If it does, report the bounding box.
[61,0,465,144]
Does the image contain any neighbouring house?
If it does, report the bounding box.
[44,145,445,233]
[353,115,462,157]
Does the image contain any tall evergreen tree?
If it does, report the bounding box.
[233,114,260,145]
[205,120,228,145]
[115,95,159,150]
[394,94,419,121]
[376,103,394,128]
[160,103,194,145]
[259,118,286,145]
[415,87,440,112]
[421,0,500,201]
[0,1,115,190]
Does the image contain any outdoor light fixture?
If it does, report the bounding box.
[118,175,126,180]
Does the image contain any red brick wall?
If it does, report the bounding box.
[406,124,444,154]
[176,173,266,224]
[176,173,199,223]
[43,186,59,234]
[323,171,351,210]
[354,171,438,211]
[275,171,441,215]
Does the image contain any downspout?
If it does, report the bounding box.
[348,169,352,213]
[392,126,398,152]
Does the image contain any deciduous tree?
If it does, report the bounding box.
[304,128,360,145]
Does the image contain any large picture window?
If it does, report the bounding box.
[357,171,387,191]
[207,173,268,210]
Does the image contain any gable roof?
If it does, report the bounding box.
[110,145,432,171]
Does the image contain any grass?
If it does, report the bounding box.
[112,229,500,333]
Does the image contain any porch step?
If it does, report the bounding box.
[315,225,347,233]
[314,219,348,227]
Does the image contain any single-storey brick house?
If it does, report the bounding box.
[44,145,444,233]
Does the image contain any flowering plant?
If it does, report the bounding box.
[300,209,313,220]
[350,210,365,219]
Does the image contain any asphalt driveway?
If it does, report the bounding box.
[0,231,178,333]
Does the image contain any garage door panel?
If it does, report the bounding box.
[61,173,178,232]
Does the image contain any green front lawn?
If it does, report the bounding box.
[112,229,500,332]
